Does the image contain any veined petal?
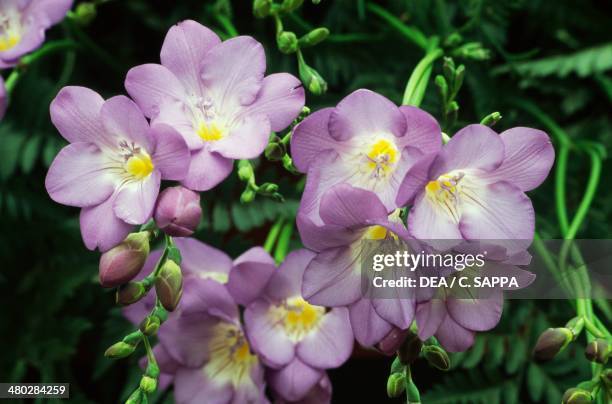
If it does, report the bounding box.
[158,313,217,368]
[349,298,393,347]
[372,297,415,330]
[328,89,406,141]
[319,184,389,228]
[150,123,190,180]
[45,142,115,207]
[181,147,233,191]
[173,238,232,279]
[296,308,353,369]
[0,27,44,62]
[227,247,276,306]
[238,73,305,132]
[268,358,323,402]
[125,63,187,118]
[173,366,233,404]
[397,106,442,154]
[266,249,316,301]
[154,99,204,150]
[408,192,462,241]
[415,299,447,340]
[80,192,133,252]
[160,20,221,94]
[201,36,266,109]
[100,95,152,151]
[447,291,503,332]
[24,0,73,26]
[396,153,437,207]
[482,127,555,191]
[208,114,271,160]
[113,170,161,225]
[435,314,476,352]
[50,86,115,149]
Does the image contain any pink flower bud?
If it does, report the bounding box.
[154,186,201,237]
[99,232,150,288]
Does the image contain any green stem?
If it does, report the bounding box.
[274,222,294,263]
[402,47,444,106]
[555,144,570,235]
[264,218,284,253]
[366,3,428,50]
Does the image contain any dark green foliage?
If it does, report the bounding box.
[0,0,609,402]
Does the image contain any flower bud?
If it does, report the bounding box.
[154,186,201,237]
[277,31,299,54]
[265,142,285,161]
[533,327,573,361]
[562,388,592,404]
[99,232,150,288]
[376,327,409,356]
[155,260,183,312]
[386,372,406,398]
[116,281,147,306]
[105,341,136,359]
[240,188,256,203]
[281,0,304,13]
[259,182,279,194]
[397,332,423,365]
[422,345,451,371]
[140,375,157,394]
[480,112,502,127]
[298,63,327,95]
[74,2,97,25]
[253,0,272,18]
[237,160,254,181]
[125,389,144,404]
[299,28,330,47]
[140,315,161,336]
[585,339,609,364]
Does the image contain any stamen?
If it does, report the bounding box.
[425,171,465,222]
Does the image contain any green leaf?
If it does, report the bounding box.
[20,135,42,174]
[504,338,526,374]
[462,336,486,369]
[526,363,545,402]
[212,203,231,232]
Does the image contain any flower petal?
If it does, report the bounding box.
[459,180,534,253]
[268,358,324,402]
[266,249,316,301]
[113,171,161,225]
[408,192,462,241]
[25,0,72,25]
[173,238,232,279]
[482,127,555,191]
[160,20,221,93]
[100,95,152,151]
[328,89,406,141]
[150,123,190,180]
[415,299,447,340]
[80,192,133,251]
[319,184,389,228]
[435,314,476,352]
[45,142,115,207]
[227,247,276,306]
[201,36,266,108]
[154,99,204,150]
[431,124,504,178]
[296,214,357,253]
[0,76,6,120]
[244,299,295,368]
[50,86,115,148]
[396,153,437,207]
[239,73,305,132]
[446,291,503,332]
[348,298,393,347]
[302,246,362,307]
[158,312,218,368]
[181,147,233,191]
[173,367,233,404]
[372,297,415,330]
[296,308,353,369]
[125,63,187,118]
[208,114,271,160]
[397,106,442,154]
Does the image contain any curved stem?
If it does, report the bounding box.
[264,218,284,253]
[274,222,294,264]
[555,144,570,235]
[366,3,428,51]
[402,47,443,106]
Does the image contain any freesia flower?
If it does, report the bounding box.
[154,185,202,237]
[0,0,73,67]
[0,75,6,120]
[299,183,417,346]
[126,20,305,191]
[396,124,554,253]
[290,89,441,248]
[45,87,190,251]
[244,249,353,402]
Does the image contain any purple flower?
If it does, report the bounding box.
[396,124,554,253]
[125,20,305,191]
[269,371,332,404]
[45,87,190,251]
[154,186,202,237]
[0,0,73,67]
[290,89,441,249]
[0,75,6,120]
[243,249,353,402]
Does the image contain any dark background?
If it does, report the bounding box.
[1,0,611,402]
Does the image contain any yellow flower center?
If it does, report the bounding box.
[0,31,20,52]
[269,296,325,342]
[197,121,225,142]
[125,153,154,180]
[365,138,399,178]
[425,172,465,222]
[204,323,258,388]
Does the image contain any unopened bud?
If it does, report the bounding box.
[74,2,97,25]
[533,327,573,361]
[264,142,285,161]
[376,328,409,356]
[397,332,422,365]
[386,372,406,398]
[155,260,183,312]
[240,188,256,203]
[140,315,161,336]
[105,341,136,359]
[253,0,272,18]
[299,28,329,47]
[281,0,304,13]
[259,183,279,194]
[125,389,143,404]
[154,186,202,237]
[99,232,150,288]
[116,282,147,306]
[585,339,609,364]
[140,375,157,394]
[562,388,592,404]
[237,160,254,182]
[422,345,451,371]
[277,31,298,54]
[298,63,327,95]
[480,112,502,127]
[435,75,448,101]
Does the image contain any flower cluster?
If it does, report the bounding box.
[124,239,351,404]
[291,90,555,350]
